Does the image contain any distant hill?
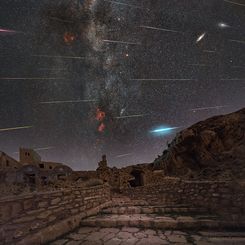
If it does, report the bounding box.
[155,108,245,180]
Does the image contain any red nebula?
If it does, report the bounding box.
[63,32,75,44]
[98,123,106,133]
[96,108,106,121]
[96,108,106,133]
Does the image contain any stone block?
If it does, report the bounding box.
[38,210,52,219]
[38,201,49,208]
[11,202,23,217]
[0,204,12,222]
[23,199,33,210]
[51,198,62,205]
[14,215,36,223]
[71,209,79,215]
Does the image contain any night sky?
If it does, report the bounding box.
[0,0,244,170]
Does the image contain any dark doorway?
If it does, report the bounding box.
[129,170,144,187]
[25,174,36,184]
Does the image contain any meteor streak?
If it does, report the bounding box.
[203,50,216,53]
[33,147,55,151]
[103,40,140,45]
[196,32,206,43]
[115,114,147,119]
[104,0,143,9]
[116,153,133,158]
[221,78,245,81]
[139,25,183,34]
[0,126,33,132]
[32,55,86,59]
[232,66,245,69]
[38,68,67,71]
[130,78,196,81]
[150,126,182,136]
[189,64,210,67]
[0,77,64,80]
[151,127,180,133]
[0,28,17,33]
[224,0,245,7]
[13,147,54,154]
[190,105,229,111]
[229,39,245,45]
[40,99,97,104]
[49,17,74,23]
[218,22,230,28]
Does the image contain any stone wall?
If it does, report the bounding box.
[121,178,245,216]
[0,185,111,244]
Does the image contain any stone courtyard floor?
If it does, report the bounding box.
[50,227,245,245]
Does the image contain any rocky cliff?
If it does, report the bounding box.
[155,108,245,180]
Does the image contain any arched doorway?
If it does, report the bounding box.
[129,170,144,187]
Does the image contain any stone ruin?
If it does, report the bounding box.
[0,109,245,244]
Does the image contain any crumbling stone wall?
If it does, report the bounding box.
[0,185,111,244]
[121,178,245,217]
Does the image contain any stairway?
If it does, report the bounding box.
[50,197,245,245]
[80,198,245,231]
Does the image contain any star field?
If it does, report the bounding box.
[0,0,244,170]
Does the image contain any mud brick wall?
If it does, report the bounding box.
[122,179,245,216]
[0,185,111,244]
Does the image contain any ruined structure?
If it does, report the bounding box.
[0,152,22,170]
[74,155,166,191]
[1,109,245,244]
[0,148,73,190]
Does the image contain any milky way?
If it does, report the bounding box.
[0,0,244,170]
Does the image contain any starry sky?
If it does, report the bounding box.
[0,0,244,170]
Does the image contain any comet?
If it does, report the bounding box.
[0,126,33,132]
[196,32,206,43]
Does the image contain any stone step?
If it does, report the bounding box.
[101,205,208,215]
[80,214,245,230]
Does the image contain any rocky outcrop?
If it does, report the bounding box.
[156,108,245,180]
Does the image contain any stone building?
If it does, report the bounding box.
[0,148,73,186]
[19,148,42,166]
[0,151,22,170]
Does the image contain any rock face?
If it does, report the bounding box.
[156,108,245,180]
